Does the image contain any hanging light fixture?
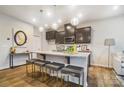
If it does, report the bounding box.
[71,17,79,26]
[50,5,60,30]
[51,23,58,30]
[77,13,83,18]
[39,26,44,32]
[57,19,62,24]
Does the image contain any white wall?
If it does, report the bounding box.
[0,13,34,69]
[32,27,42,51]
[79,15,124,67]
[41,15,124,67]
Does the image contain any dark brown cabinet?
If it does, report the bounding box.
[55,31,65,44]
[75,27,91,43]
[46,25,92,44]
[46,31,56,40]
[64,23,76,37]
[64,23,76,44]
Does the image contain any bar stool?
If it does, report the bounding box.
[45,62,65,82]
[26,59,38,77]
[33,59,51,79]
[61,65,84,87]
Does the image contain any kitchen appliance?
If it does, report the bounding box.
[64,36,75,44]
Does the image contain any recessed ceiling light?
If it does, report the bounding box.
[113,6,119,10]
[32,18,36,22]
[44,24,49,28]
[46,11,52,17]
[39,27,44,32]
[57,19,62,23]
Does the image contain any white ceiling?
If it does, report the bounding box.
[0,5,124,29]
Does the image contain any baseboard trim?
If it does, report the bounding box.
[90,64,113,69]
[0,64,26,71]
[112,69,123,86]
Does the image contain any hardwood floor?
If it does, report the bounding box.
[0,65,121,87]
[88,66,121,87]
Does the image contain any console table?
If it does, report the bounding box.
[9,52,30,68]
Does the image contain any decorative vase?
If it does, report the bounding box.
[10,47,16,54]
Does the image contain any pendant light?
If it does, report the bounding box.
[71,17,79,26]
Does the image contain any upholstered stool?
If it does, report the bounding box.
[61,65,84,87]
[45,62,65,81]
[33,59,51,79]
[26,59,38,77]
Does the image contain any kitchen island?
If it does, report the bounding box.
[31,51,90,86]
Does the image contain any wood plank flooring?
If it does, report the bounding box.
[0,65,121,87]
[88,66,121,87]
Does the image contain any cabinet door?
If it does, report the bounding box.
[46,31,56,40]
[76,27,91,43]
[55,31,65,44]
[64,23,76,37]
[75,32,83,43]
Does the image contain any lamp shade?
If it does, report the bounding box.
[104,38,115,46]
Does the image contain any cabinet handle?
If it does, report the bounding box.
[121,66,124,68]
[121,61,124,63]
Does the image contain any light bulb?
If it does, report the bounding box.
[71,17,79,26]
[58,19,62,23]
[52,23,58,30]
[113,6,119,10]
[46,11,52,17]
[39,27,44,32]
[32,18,36,22]
[77,13,83,18]
[44,24,49,28]
[66,26,71,30]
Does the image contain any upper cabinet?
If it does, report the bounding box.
[46,25,92,44]
[64,23,76,37]
[75,27,91,43]
[55,31,65,44]
[46,31,57,40]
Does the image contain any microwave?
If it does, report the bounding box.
[64,36,75,44]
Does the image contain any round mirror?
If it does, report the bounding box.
[14,30,27,46]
